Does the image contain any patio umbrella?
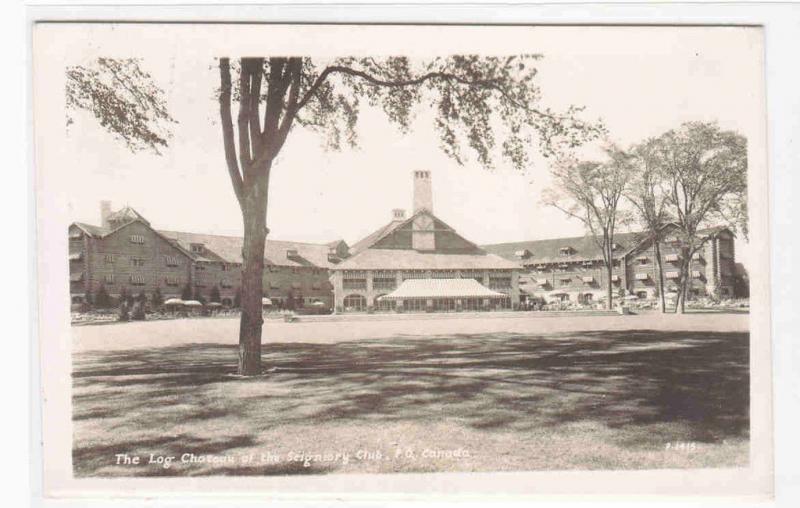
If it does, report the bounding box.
[183,300,202,307]
[164,298,184,306]
[311,301,326,307]
[207,302,222,307]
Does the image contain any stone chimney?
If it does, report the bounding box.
[411,171,435,251]
[100,200,112,229]
[413,170,433,213]
[392,209,406,221]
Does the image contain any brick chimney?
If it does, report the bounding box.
[413,170,433,213]
[100,200,112,229]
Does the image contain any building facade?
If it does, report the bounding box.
[69,203,346,308]
[483,226,738,304]
[329,171,522,313]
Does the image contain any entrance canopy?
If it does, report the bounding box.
[378,278,507,300]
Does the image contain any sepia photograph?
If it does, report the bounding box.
[32,20,772,499]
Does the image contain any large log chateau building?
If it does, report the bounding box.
[69,171,742,313]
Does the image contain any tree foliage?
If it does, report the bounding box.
[648,121,747,312]
[66,58,176,153]
[543,146,634,309]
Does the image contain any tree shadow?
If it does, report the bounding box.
[73,328,749,475]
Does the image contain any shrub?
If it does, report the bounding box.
[95,284,112,308]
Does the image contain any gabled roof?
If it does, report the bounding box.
[349,217,408,255]
[157,230,342,268]
[107,206,150,226]
[72,222,110,238]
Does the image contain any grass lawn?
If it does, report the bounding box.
[72,314,749,476]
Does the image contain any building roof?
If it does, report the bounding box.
[157,229,340,268]
[348,217,408,255]
[334,248,519,271]
[378,278,507,300]
[71,205,340,269]
[72,222,111,238]
[482,225,733,266]
[482,230,649,265]
[107,206,150,226]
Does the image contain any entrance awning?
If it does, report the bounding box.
[377,278,507,300]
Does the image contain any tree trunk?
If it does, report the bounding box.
[654,240,666,313]
[237,173,270,376]
[675,257,689,315]
[606,262,614,310]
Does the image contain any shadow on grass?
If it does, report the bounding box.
[73,328,748,476]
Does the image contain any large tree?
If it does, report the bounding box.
[651,122,747,314]
[625,139,673,313]
[67,54,602,375]
[543,146,633,310]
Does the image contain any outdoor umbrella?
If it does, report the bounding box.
[164,298,184,306]
[183,300,203,307]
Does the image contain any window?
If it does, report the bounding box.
[190,243,204,253]
[401,270,426,280]
[104,254,114,263]
[221,280,233,289]
[635,272,649,281]
[638,257,649,265]
[164,256,180,267]
[374,295,396,312]
[104,274,115,284]
[431,270,457,279]
[488,276,512,289]
[221,264,230,271]
[582,276,595,284]
[343,294,367,312]
[286,249,299,259]
[372,271,396,290]
[68,252,82,261]
[343,270,367,290]
[165,277,179,286]
[195,264,206,271]
[130,258,145,267]
[560,277,572,285]
[130,234,145,244]
[129,274,145,286]
[559,246,574,256]
[460,270,484,283]
[665,271,680,279]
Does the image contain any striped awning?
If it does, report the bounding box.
[378,278,507,300]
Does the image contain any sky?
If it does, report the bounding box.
[55,24,764,269]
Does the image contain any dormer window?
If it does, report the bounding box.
[611,242,620,251]
[559,246,574,256]
[515,249,532,259]
[190,243,204,254]
[286,249,299,259]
